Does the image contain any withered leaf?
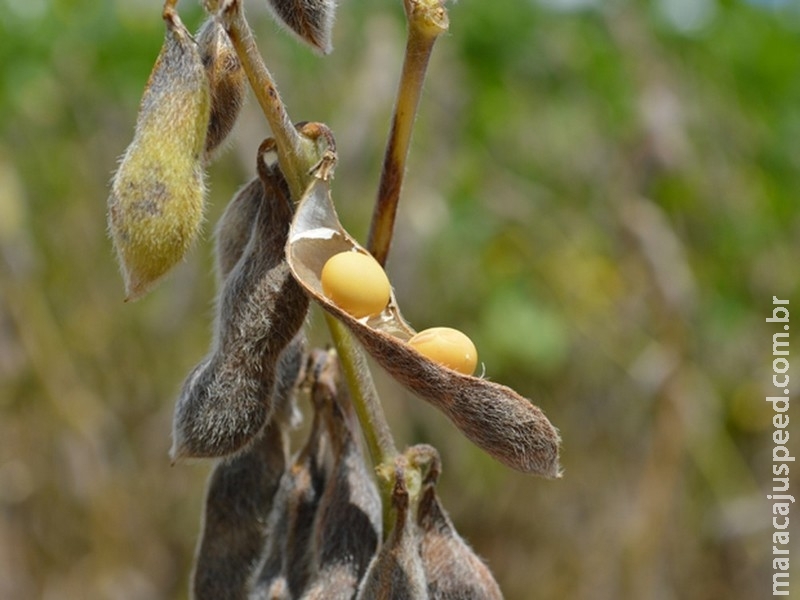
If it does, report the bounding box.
[286,171,561,477]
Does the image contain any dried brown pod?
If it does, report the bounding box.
[356,454,428,600]
[249,363,331,599]
[415,449,504,600]
[191,336,306,600]
[191,425,288,600]
[300,350,382,599]
[196,16,246,160]
[108,7,210,300]
[214,176,263,284]
[264,0,336,55]
[170,140,310,461]
[286,168,562,477]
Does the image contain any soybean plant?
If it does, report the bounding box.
[108,0,562,598]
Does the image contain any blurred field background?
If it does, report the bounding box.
[1,0,799,598]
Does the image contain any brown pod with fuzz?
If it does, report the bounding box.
[356,455,429,600]
[196,16,246,160]
[214,176,266,286]
[108,7,210,300]
[265,0,336,54]
[415,449,503,600]
[170,140,310,461]
[286,161,562,478]
[191,336,306,600]
[249,363,331,600]
[300,350,382,600]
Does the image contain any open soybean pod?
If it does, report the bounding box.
[196,15,246,160]
[285,162,562,477]
[108,7,210,300]
[415,449,503,600]
[171,139,310,461]
[356,455,429,600]
[300,350,381,600]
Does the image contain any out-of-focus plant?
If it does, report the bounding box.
[107,0,560,597]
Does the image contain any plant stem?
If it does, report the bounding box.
[324,313,398,530]
[220,0,318,200]
[367,0,448,266]
[218,0,404,536]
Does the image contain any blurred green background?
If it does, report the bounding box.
[1,0,799,598]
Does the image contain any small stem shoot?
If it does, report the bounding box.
[367,0,449,266]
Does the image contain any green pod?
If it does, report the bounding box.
[108,9,210,300]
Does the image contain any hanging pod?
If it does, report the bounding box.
[264,0,336,55]
[249,354,332,600]
[196,15,246,160]
[171,139,310,461]
[356,452,430,600]
[285,157,562,477]
[300,350,382,600]
[108,7,210,300]
[191,335,306,600]
[415,450,504,600]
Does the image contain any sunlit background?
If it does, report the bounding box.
[1,0,799,598]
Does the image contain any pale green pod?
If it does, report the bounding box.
[108,9,210,300]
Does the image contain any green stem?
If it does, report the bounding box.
[324,313,398,532]
[220,0,317,200]
[367,0,448,266]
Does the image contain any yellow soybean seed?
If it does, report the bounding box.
[321,251,391,318]
[408,327,478,376]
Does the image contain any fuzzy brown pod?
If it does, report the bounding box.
[356,454,428,600]
[108,7,210,300]
[286,171,562,477]
[171,140,310,461]
[264,0,335,55]
[415,449,504,600]
[191,337,306,600]
[249,365,331,600]
[196,15,246,160]
[214,176,264,284]
[300,349,381,600]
